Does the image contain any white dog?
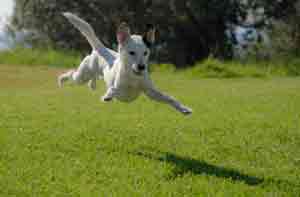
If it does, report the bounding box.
[58,13,192,115]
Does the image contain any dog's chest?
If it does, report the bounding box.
[116,73,143,102]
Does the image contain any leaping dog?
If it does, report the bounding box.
[58,13,192,115]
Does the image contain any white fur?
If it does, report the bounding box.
[58,12,192,115]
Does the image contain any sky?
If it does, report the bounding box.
[0,0,14,18]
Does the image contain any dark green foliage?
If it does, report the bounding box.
[12,0,299,66]
[11,0,242,66]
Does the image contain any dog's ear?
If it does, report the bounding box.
[143,24,156,48]
[117,22,131,45]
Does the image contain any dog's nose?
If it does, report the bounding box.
[138,64,146,71]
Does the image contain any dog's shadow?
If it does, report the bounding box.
[131,149,264,186]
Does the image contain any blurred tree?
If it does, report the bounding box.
[240,0,299,56]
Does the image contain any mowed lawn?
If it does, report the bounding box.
[0,64,299,197]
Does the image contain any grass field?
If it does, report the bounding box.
[0,64,300,196]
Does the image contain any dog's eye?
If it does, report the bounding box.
[144,51,148,56]
[129,51,136,56]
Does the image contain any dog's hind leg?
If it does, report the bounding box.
[63,12,117,67]
[88,78,97,90]
[58,55,91,87]
[58,69,75,87]
[58,69,86,87]
[87,51,104,91]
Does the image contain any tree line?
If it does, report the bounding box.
[12,0,299,67]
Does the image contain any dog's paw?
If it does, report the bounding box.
[181,106,193,115]
[101,95,113,102]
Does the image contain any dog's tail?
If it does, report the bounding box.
[63,12,104,50]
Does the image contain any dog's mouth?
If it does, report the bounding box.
[132,69,144,76]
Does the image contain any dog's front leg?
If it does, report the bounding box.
[144,86,192,115]
[101,87,117,102]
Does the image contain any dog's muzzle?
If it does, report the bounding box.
[138,64,146,71]
[133,64,146,76]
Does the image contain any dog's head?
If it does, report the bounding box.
[117,22,155,76]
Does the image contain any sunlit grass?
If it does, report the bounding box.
[0,47,81,67]
[0,64,299,196]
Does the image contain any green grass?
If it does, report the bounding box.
[0,64,300,196]
[153,58,300,78]
[0,47,81,68]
